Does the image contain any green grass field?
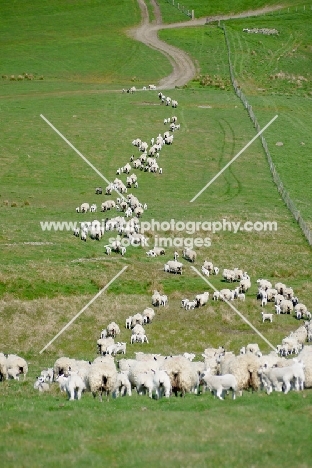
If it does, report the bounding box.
[0,1,311,466]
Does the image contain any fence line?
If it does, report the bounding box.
[165,0,194,19]
[220,23,312,246]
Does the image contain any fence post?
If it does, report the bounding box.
[192,9,194,19]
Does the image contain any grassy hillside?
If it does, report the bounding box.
[0,1,311,466]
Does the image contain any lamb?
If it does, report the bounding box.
[64,371,86,400]
[160,295,168,307]
[182,248,196,262]
[6,354,28,380]
[200,369,238,399]
[161,355,199,397]
[40,368,54,383]
[125,316,132,329]
[106,342,127,356]
[88,356,118,401]
[114,371,132,397]
[258,361,305,394]
[185,300,197,310]
[34,376,50,392]
[183,353,196,361]
[261,312,273,323]
[152,370,171,398]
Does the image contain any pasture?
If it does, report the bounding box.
[0,0,311,466]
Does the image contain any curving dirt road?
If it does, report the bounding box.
[129,0,284,89]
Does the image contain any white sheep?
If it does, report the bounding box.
[6,354,28,380]
[195,291,209,307]
[106,322,120,338]
[152,370,171,398]
[200,369,238,400]
[89,356,118,401]
[182,248,196,263]
[114,372,132,397]
[161,356,199,397]
[34,376,50,392]
[65,371,86,400]
[261,312,273,323]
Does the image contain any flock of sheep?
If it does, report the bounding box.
[72,89,179,255]
[2,265,311,403]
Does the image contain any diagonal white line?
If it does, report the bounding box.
[191,267,276,351]
[40,114,127,201]
[39,266,128,354]
[190,114,278,203]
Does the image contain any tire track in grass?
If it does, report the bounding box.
[217,118,241,200]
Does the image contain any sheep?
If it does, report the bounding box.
[5,354,28,380]
[34,376,50,392]
[258,361,305,394]
[88,356,118,401]
[125,316,132,329]
[142,307,155,324]
[106,322,120,338]
[0,353,8,381]
[182,249,197,262]
[257,279,272,290]
[284,287,294,300]
[280,299,293,314]
[136,334,149,344]
[201,266,210,277]
[114,372,132,397]
[239,278,251,293]
[131,314,144,328]
[127,360,159,395]
[261,312,273,323]
[161,356,199,397]
[297,347,312,388]
[152,370,171,399]
[95,187,102,195]
[219,353,261,392]
[97,337,115,355]
[53,357,77,379]
[195,292,209,307]
[219,289,232,301]
[160,295,168,307]
[164,260,183,274]
[200,369,238,400]
[132,324,145,336]
[185,300,197,310]
[151,290,162,307]
[40,368,54,383]
[80,202,90,213]
[213,291,220,301]
[183,353,196,361]
[64,371,86,400]
[106,342,127,356]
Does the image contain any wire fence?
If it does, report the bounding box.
[220,23,312,246]
[164,0,194,19]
